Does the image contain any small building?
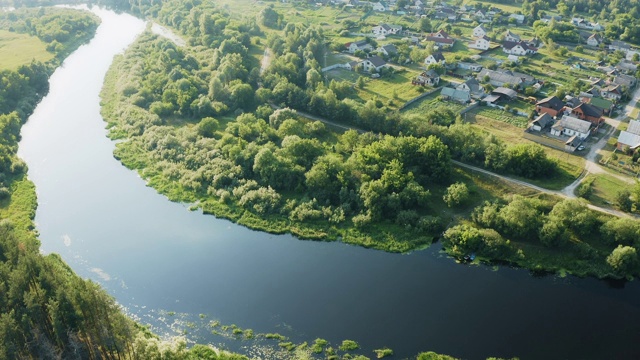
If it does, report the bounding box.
[613,74,637,88]
[616,60,637,74]
[551,115,591,139]
[502,41,537,56]
[507,54,520,63]
[585,97,614,115]
[586,33,603,47]
[348,40,373,53]
[344,60,360,71]
[413,69,440,86]
[609,40,631,53]
[372,1,388,11]
[458,62,483,72]
[565,135,583,152]
[377,44,398,56]
[571,103,604,126]
[477,68,533,88]
[424,52,446,66]
[469,35,491,50]
[426,30,455,48]
[508,13,525,24]
[600,84,623,102]
[372,24,392,36]
[456,78,484,98]
[503,30,521,43]
[536,96,565,118]
[628,119,640,135]
[491,87,517,101]
[441,87,471,103]
[472,25,488,38]
[617,131,640,151]
[361,56,387,72]
[530,113,554,131]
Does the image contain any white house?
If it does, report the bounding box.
[372,24,392,36]
[586,33,603,47]
[472,25,488,38]
[502,41,537,56]
[344,60,360,71]
[458,62,483,72]
[456,78,484,98]
[424,52,446,66]
[377,44,397,56]
[348,40,373,53]
[361,56,387,72]
[372,1,387,11]
[550,115,591,139]
[413,69,440,86]
[503,30,520,43]
[469,35,491,50]
[507,54,520,63]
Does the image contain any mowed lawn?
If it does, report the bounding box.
[0,30,53,70]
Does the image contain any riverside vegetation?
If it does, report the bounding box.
[97,0,640,279]
[0,7,250,359]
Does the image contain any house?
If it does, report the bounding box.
[615,60,637,74]
[413,69,440,86]
[469,35,491,50]
[424,52,446,66]
[550,115,591,139]
[508,13,525,24]
[614,74,637,88]
[441,87,471,103]
[586,33,603,47]
[530,113,554,131]
[565,135,583,152]
[610,40,631,53]
[456,78,484,98]
[600,84,623,101]
[503,30,520,43]
[474,10,487,20]
[348,40,373,53]
[426,30,455,48]
[477,68,534,88]
[628,120,640,135]
[502,41,537,56]
[536,96,565,118]
[372,1,387,11]
[361,56,387,72]
[571,102,604,126]
[377,44,398,56]
[472,25,488,38]
[507,54,520,63]
[491,87,517,101]
[372,24,392,36]
[617,131,640,151]
[458,62,483,72]
[344,60,360,71]
[585,97,615,115]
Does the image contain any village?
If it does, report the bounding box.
[288,0,640,191]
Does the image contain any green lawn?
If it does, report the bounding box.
[401,91,467,115]
[0,30,53,70]
[584,173,632,208]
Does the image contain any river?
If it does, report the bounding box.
[17,7,640,360]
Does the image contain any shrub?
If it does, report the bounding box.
[339,340,359,351]
[442,182,469,207]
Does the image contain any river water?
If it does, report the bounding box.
[17,7,640,360]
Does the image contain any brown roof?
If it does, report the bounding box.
[573,103,603,118]
[536,96,564,111]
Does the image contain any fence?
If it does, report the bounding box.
[523,132,567,151]
[321,63,347,72]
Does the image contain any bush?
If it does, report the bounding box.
[0,187,10,200]
[443,182,469,207]
[339,340,359,351]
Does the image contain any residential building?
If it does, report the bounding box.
[426,30,455,48]
[413,69,440,86]
[361,56,387,72]
[477,68,534,88]
[372,1,387,11]
[472,25,488,38]
[550,115,591,139]
[377,44,398,56]
[530,113,554,131]
[502,41,537,56]
[600,84,623,101]
[585,97,614,115]
[536,96,565,118]
[586,33,603,47]
[469,35,491,50]
[372,24,392,36]
[615,60,637,74]
[565,135,583,152]
[571,103,604,126]
[424,52,446,66]
[344,60,360,71]
[456,78,484,98]
[614,74,637,88]
[610,40,631,53]
[508,13,525,24]
[441,87,471,103]
[503,30,520,43]
[458,62,483,72]
[347,40,373,53]
[491,87,517,101]
[617,131,640,151]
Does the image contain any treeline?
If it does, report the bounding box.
[444,197,640,278]
[0,7,99,59]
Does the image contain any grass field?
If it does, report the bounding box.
[401,91,467,115]
[0,30,53,70]
[583,173,632,208]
